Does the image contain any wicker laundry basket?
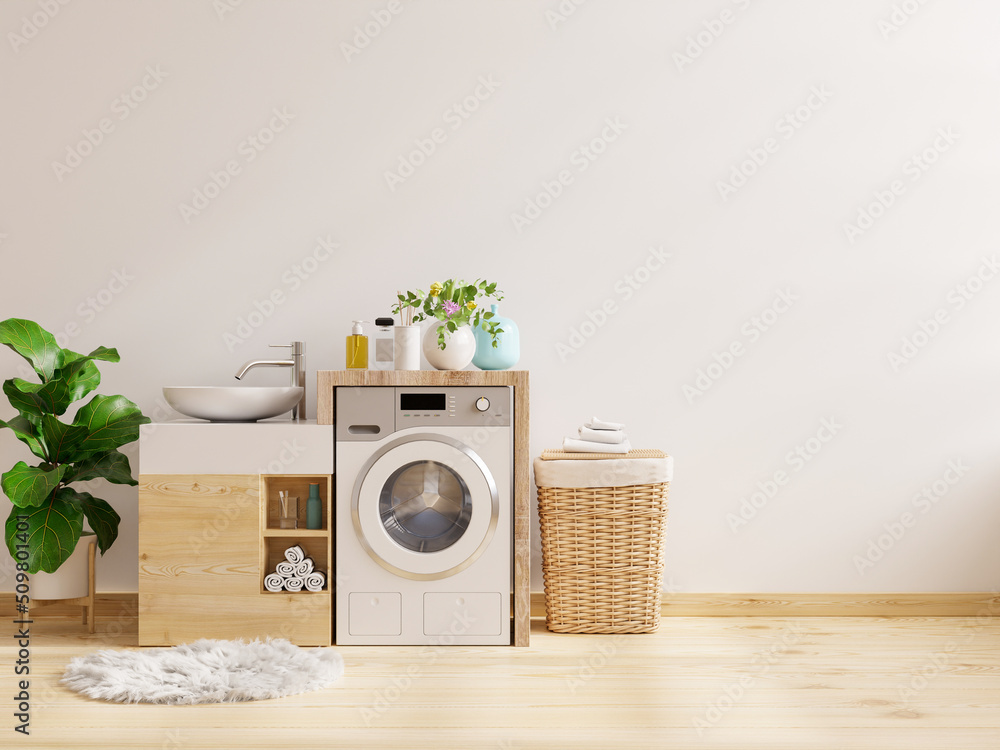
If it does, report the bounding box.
[535,449,671,634]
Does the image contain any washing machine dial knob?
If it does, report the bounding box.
[475,397,490,412]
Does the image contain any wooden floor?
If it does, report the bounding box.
[5,597,1000,749]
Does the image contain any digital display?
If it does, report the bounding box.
[400,393,447,411]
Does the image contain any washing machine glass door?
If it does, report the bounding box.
[353,434,499,580]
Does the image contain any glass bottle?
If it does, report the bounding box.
[374,317,395,370]
[307,483,322,530]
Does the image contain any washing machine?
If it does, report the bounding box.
[335,386,512,645]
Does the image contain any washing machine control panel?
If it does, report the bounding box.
[396,386,510,427]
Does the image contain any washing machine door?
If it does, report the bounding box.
[352,434,500,580]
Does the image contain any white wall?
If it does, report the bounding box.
[2,0,999,594]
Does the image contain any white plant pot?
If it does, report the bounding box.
[29,534,94,601]
[422,324,476,370]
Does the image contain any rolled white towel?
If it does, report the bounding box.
[294,558,314,577]
[264,573,284,593]
[562,437,632,454]
[586,417,624,431]
[304,571,326,592]
[579,426,627,444]
[284,545,305,565]
[283,576,304,593]
[275,561,296,578]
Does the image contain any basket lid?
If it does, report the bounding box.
[540,448,668,461]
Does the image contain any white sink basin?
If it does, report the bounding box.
[163,386,303,422]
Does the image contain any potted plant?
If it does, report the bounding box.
[0,319,149,598]
[393,279,504,370]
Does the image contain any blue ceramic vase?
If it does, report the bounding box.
[473,304,520,370]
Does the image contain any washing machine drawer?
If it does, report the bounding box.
[349,593,402,636]
[424,592,502,637]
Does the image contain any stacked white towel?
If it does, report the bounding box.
[294,558,314,577]
[579,426,626,444]
[587,417,624,431]
[265,546,324,593]
[563,416,632,454]
[304,571,327,592]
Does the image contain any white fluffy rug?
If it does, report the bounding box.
[62,638,344,704]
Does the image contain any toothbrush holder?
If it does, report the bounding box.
[394,325,421,370]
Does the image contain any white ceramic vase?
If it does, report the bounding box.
[29,533,94,601]
[422,324,476,370]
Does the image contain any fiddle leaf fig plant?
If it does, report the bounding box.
[0,318,150,574]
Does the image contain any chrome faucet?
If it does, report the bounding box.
[235,341,306,421]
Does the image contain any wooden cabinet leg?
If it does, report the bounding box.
[87,539,96,634]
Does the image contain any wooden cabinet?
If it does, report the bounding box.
[138,474,331,646]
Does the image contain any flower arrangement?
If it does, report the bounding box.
[394,279,504,350]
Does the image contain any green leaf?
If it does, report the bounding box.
[0,319,63,381]
[60,359,102,408]
[1,461,68,508]
[0,415,47,460]
[60,346,119,366]
[483,312,495,320]
[5,491,84,574]
[70,394,150,456]
[3,378,58,420]
[63,450,137,486]
[50,346,119,412]
[446,320,457,333]
[64,488,119,555]
[37,415,88,464]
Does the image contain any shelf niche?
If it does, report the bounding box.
[261,474,331,534]
[260,474,332,596]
